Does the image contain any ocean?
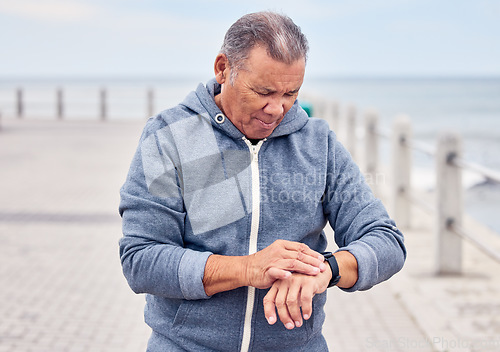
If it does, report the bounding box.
[1,76,499,233]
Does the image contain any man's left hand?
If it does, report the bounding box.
[262,264,331,330]
[262,250,358,329]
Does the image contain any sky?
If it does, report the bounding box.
[1,0,499,79]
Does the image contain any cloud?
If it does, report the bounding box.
[0,0,99,22]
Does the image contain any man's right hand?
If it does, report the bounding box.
[203,240,325,296]
[245,240,326,289]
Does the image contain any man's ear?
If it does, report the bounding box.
[214,53,230,84]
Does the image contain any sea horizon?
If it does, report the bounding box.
[1,74,500,83]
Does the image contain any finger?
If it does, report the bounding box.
[266,267,292,281]
[263,285,278,325]
[275,284,294,330]
[280,245,326,272]
[286,281,303,328]
[281,241,325,264]
[270,240,325,272]
[293,250,326,272]
[300,285,315,321]
[279,258,321,276]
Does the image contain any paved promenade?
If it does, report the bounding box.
[0,119,499,351]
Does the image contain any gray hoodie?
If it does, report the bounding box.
[119,78,406,351]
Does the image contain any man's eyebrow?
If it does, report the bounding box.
[254,87,275,93]
[254,87,300,94]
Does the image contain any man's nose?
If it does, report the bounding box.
[263,97,285,117]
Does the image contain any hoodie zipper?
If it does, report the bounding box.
[240,137,265,352]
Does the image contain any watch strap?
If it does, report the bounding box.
[322,252,341,288]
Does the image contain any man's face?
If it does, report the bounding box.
[214,46,306,140]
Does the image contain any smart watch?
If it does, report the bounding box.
[322,252,341,287]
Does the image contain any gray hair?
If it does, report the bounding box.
[220,11,309,84]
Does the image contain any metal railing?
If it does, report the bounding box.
[390,120,500,271]
[316,99,500,274]
[1,87,156,121]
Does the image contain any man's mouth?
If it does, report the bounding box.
[255,118,277,129]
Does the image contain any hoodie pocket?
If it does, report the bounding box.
[170,293,245,351]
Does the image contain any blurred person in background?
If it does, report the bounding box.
[119,11,406,352]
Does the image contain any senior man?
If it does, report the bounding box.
[119,11,406,352]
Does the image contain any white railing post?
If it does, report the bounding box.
[57,88,64,120]
[328,100,340,132]
[391,115,412,228]
[17,88,23,119]
[364,109,379,195]
[147,88,154,117]
[435,132,463,275]
[100,88,107,121]
[345,104,356,160]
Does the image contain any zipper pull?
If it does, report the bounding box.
[243,137,265,162]
[251,146,258,162]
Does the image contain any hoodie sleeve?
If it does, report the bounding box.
[323,131,406,292]
[119,117,212,300]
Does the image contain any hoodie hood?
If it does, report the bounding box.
[179,78,310,140]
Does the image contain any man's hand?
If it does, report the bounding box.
[245,240,326,289]
[262,251,358,329]
[203,240,325,296]
[263,266,331,330]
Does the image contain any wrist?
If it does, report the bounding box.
[333,251,358,289]
[242,254,253,287]
[203,255,248,296]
